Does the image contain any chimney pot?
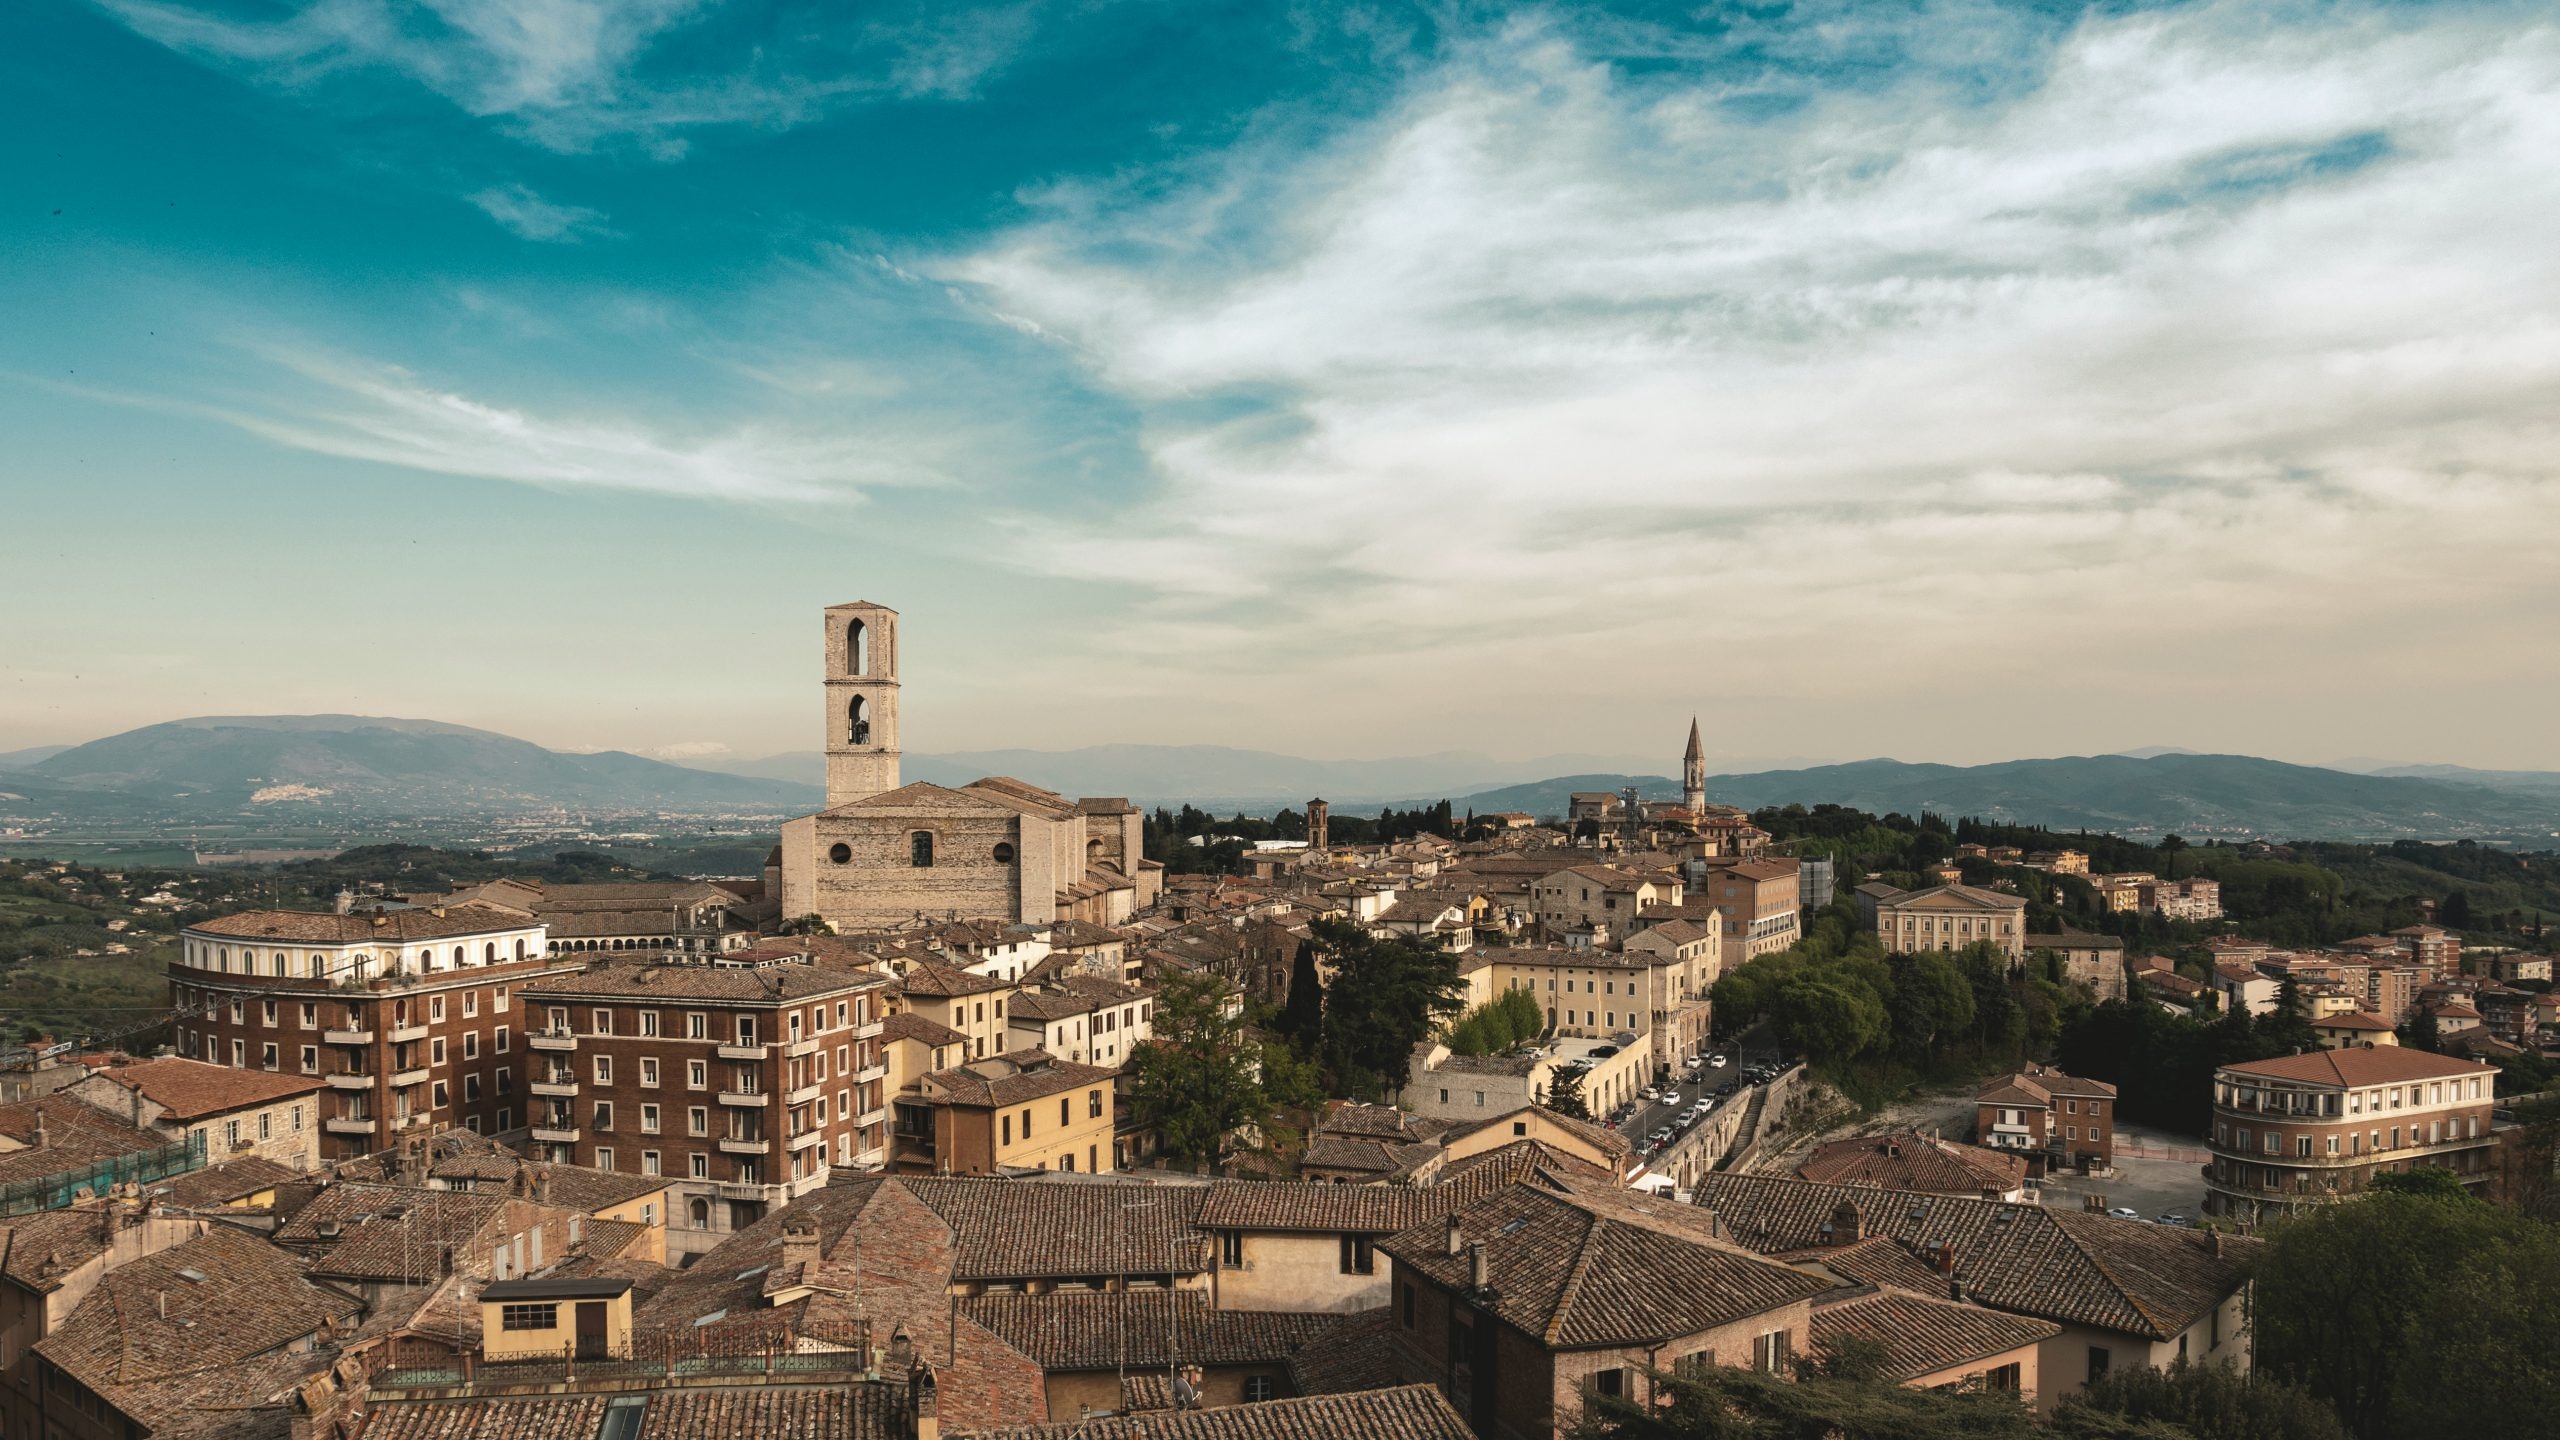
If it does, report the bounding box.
[1468,1240,1490,1292]
[1444,1212,1464,1256]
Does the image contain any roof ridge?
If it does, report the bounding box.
[1542,1209,1609,1347]
[2049,1213,2169,1338]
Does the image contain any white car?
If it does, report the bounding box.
[1708,1054,1730,1068]
[2106,1207,2142,1221]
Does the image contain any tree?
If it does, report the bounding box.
[1273,944,1325,1050]
[2161,834,2190,880]
[2253,1189,2560,1439]
[1569,1359,2044,1440]
[2439,889,2474,929]
[2054,1362,2346,1440]
[2368,1166,2470,1202]
[1543,1063,1591,1120]
[1308,919,1467,1099]
[1125,969,1268,1167]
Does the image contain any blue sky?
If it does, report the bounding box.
[5,0,2558,770]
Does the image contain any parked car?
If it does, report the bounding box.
[1709,1053,1730,1068]
[2107,1207,2142,1221]
[2156,1212,2193,1227]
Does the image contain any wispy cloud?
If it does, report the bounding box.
[184,342,936,502]
[88,0,1065,151]
[466,182,611,240]
[940,0,2560,699]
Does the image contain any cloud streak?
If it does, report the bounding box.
[940,0,2560,702]
[466,182,611,240]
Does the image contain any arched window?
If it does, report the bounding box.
[828,842,852,864]
[272,952,287,977]
[848,695,870,746]
[1086,837,1103,862]
[309,953,326,979]
[515,938,527,961]
[452,946,466,968]
[484,943,497,964]
[689,1198,711,1230]
[848,618,868,675]
[992,842,1015,864]
[911,831,934,868]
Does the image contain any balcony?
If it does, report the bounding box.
[718,1089,768,1108]
[322,1027,374,1046]
[856,1106,889,1128]
[529,1029,579,1052]
[390,1112,436,1133]
[853,1019,884,1040]
[324,1117,378,1135]
[785,1037,820,1059]
[855,1062,888,1085]
[786,1084,823,1108]
[390,1067,431,1089]
[787,1129,826,1153]
[711,1180,778,1201]
[716,1041,766,1061]
[531,1125,581,1144]
[718,1136,771,1155]
[389,1023,430,1044]
[530,1077,580,1098]
[325,1072,375,1091]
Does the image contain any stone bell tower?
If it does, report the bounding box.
[1682,717,1707,815]
[823,602,901,807]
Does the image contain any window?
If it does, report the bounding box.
[300,1045,318,1073]
[1754,1331,1790,1374]
[1220,1231,1244,1266]
[641,1104,661,1133]
[687,1013,708,1039]
[1593,1369,1626,1399]
[643,1151,661,1176]
[1242,1376,1276,1403]
[495,986,510,1013]
[429,996,445,1023]
[640,1058,659,1087]
[594,1056,613,1085]
[689,1107,709,1135]
[1402,1283,1416,1328]
[432,1080,449,1107]
[595,1147,614,1171]
[1061,1097,1070,1126]
[466,1074,481,1101]
[463,1031,479,1061]
[690,1153,710,1179]
[911,831,934,867]
[1002,1115,1012,1146]
[688,1060,709,1089]
[594,1101,614,1130]
[496,1025,510,1053]
[430,1037,446,1064]
[640,1011,660,1037]
[2087,1346,2111,1378]
[463,992,478,1018]
[1985,1362,2021,1392]
[828,842,852,864]
[1339,1235,1374,1275]
[592,1009,614,1036]
[498,1067,513,1094]
[1090,1089,1105,1118]
[300,1002,317,1028]
[500,1304,558,1331]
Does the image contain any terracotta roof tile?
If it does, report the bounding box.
[958,1291,1336,1370]
[79,1058,325,1121]
[2217,1047,2493,1086]
[1794,1131,2027,1196]
[1810,1286,2060,1380]
[187,904,537,943]
[962,1384,1474,1440]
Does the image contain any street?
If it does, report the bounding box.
[1601,1044,1757,1162]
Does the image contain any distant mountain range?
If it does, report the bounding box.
[1,718,2553,842]
[0,716,817,820]
[1448,754,2560,841]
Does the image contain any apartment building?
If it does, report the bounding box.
[895,1050,1118,1176]
[516,953,892,1252]
[1529,866,1679,937]
[1696,858,1803,961]
[1975,1064,2118,1174]
[174,905,573,1161]
[2205,1047,2498,1218]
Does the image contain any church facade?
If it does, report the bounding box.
[776,602,1162,930]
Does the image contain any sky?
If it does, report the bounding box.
[4,0,2558,773]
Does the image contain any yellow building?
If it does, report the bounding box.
[477,1277,633,1363]
[900,1050,1117,1175]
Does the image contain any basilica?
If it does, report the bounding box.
[775,602,1163,930]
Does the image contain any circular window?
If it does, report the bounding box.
[828,843,852,864]
[993,842,1016,864]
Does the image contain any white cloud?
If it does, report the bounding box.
[645,740,732,759]
[941,0,2560,721]
[466,182,611,241]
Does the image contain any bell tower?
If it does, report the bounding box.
[823,602,901,806]
[1682,717,1707,815]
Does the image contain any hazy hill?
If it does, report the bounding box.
[23,716,817,814]
[0,745,69,770]
[1449,753,2560,841]
[694,744,1686,807]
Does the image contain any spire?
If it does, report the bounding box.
[1682,717,1707,814]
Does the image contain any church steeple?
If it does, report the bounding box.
[1682,717,1707,815]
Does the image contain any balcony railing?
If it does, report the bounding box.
[530,1078,580,1098]
[787,1129,826,1153]
[718,1089,767,1108]
[322,1028,374,1046]
[324,1117,378,1135]
[530,1125,581,1144]
[388,1023,430,1044]
[528,1029,579,1052]
[716,1041,767,1061]
[855,1062,887,1085]
[718,1136,771,1155]
[785,1084,823,1108]
[785,1037,820,1059]
[389,1067,430,1088]
[2209,1131,2495,1172]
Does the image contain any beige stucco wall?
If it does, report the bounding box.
[1211,1231,1390,1313]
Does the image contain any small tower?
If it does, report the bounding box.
[1306,798,1330,852]
[1682,717,1707,815]
[824,602,901,807]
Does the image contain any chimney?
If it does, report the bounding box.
[1830,1199,1864,1244]
[440,1245,456,1276]
[889,1322,914,1373]
[1933,1241,1958,1275]
[910,1359,939,1440]
[32,1113,44,1149]
[156,1292,168,1320]
[1444,1212,1464,1257]
[1468,1241,1491,1292]
[2207,1231,2224,1259]
[781,1224,820,1273]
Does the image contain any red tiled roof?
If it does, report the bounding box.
[81,1058,324,1121]
[2217,1047,2493,1086]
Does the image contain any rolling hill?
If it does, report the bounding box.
[16,716,818,816]
[1447,753,2560,841]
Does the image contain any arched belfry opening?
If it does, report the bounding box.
[823,600,901,808]
[849,695,870,746]
[848,618,869,675]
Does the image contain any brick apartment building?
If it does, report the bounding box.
[176,905,573,1161]
[516,951,892,1252]
[1975,1064,2118,1175]
[2205,1047,2498,1218]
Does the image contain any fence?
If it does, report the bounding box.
[0,1131,206,1217]
[2115,1138,2212,1164]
